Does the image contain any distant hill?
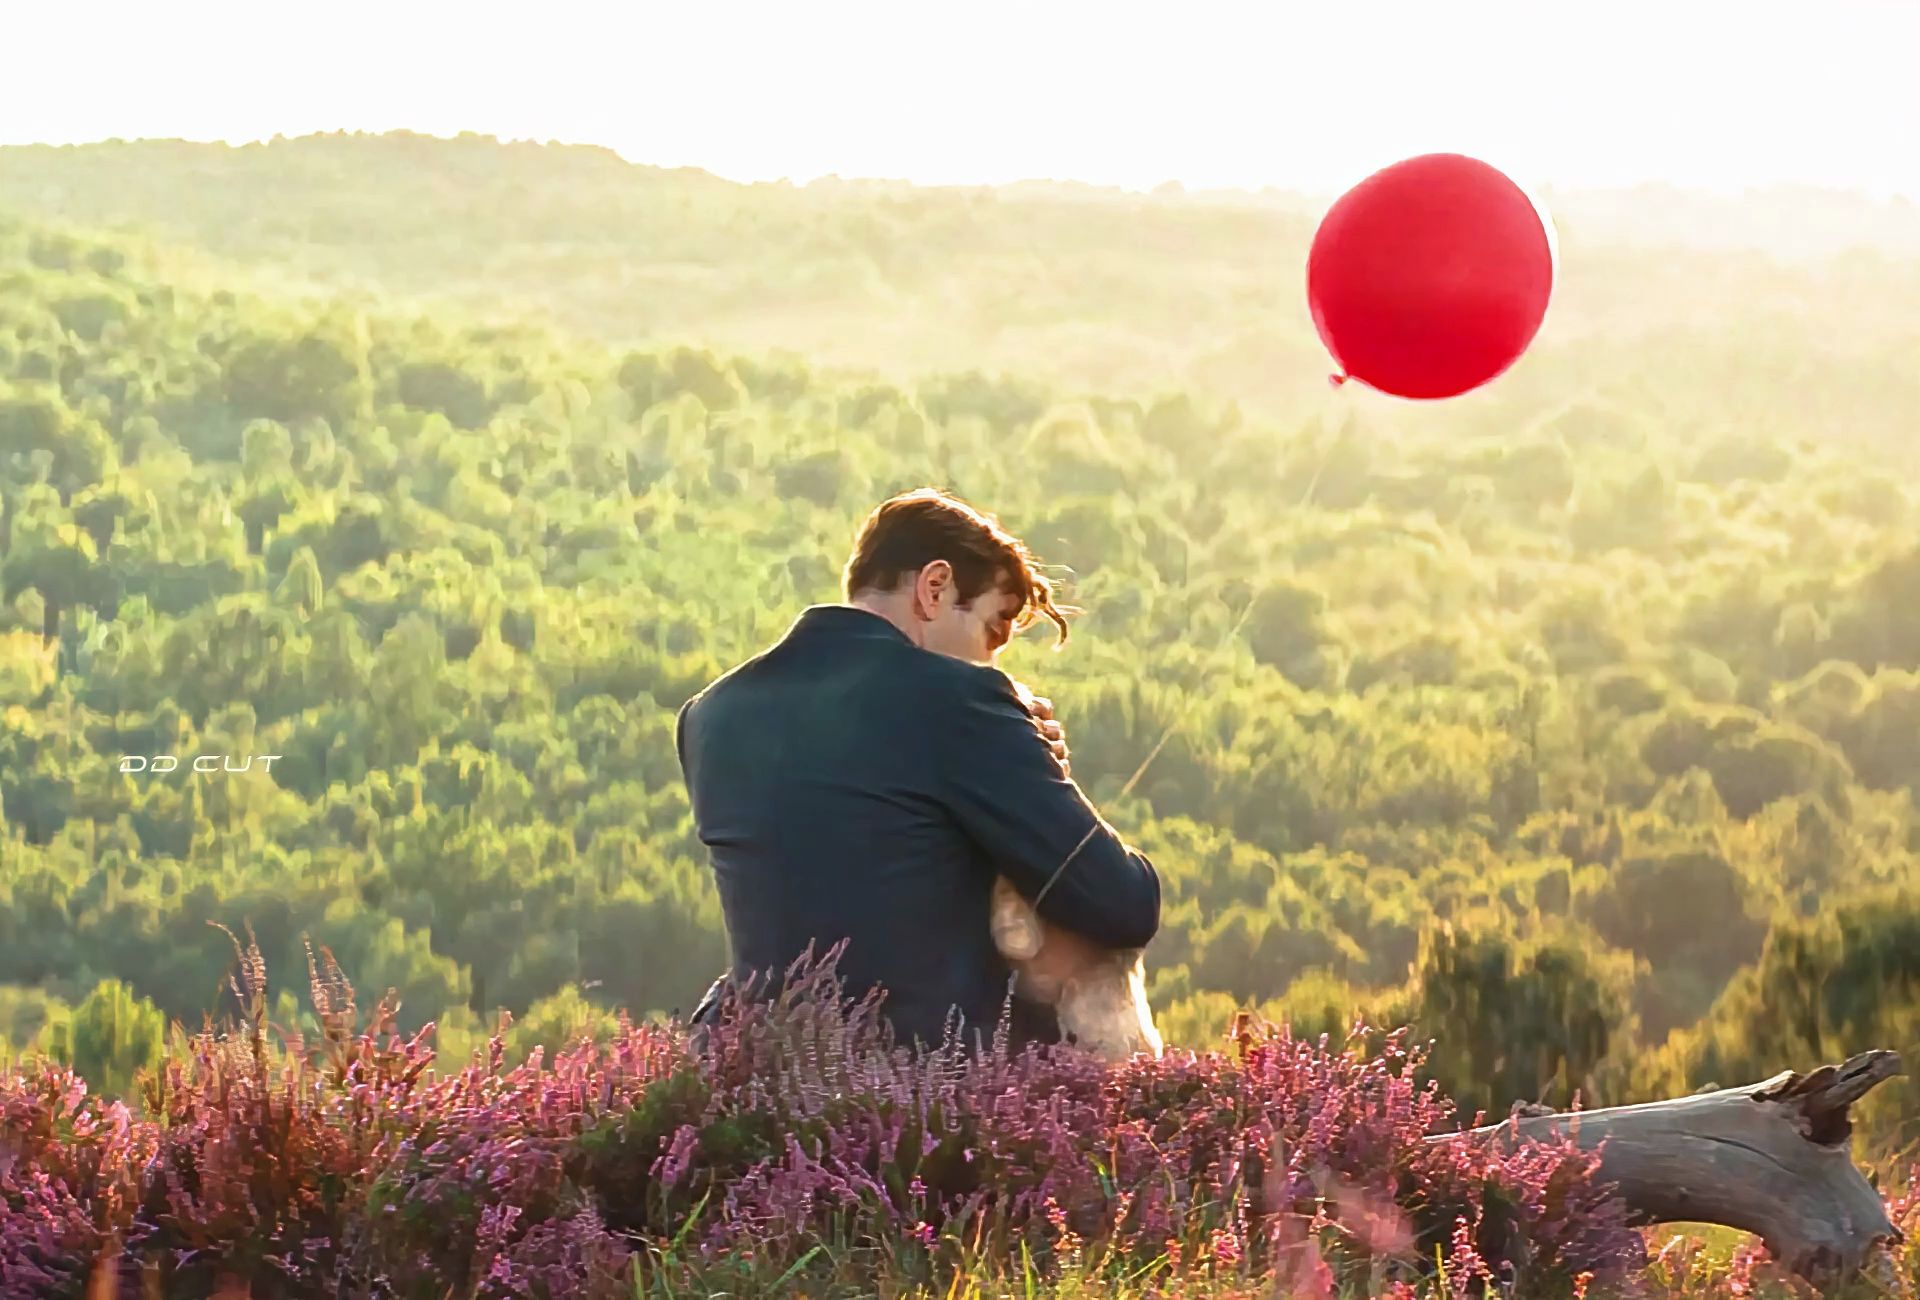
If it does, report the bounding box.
[1536,182,1920,260]
[3,131,1917,448]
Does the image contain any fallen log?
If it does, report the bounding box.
[1429,1049,1906,1289]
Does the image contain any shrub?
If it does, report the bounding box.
[5,935,1911,1297]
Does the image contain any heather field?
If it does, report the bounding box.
[0,933,1913,1298]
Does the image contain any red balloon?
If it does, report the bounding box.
[1307,153,1555,400]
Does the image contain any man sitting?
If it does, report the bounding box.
[676,487,1160,1056]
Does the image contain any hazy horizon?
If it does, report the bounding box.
[4,0,1917,202]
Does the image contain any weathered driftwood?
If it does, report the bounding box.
[1430,1049,1906,1288]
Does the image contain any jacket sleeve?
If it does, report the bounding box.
[935,665,1161,950]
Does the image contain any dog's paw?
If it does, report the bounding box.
[992,917,1045,961]
[990,877,1046,960]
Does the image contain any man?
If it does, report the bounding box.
[675,487,1160,1056]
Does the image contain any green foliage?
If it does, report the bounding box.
[222,323,368,428]
[505,982,621,1067]
[0,142,1914,1150]
[395,359,496,428]
[1637,885,1920,1157]
[1335,922,1631,1118]
[33,977,169,1098]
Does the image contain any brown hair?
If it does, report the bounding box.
[842,488,1071,646]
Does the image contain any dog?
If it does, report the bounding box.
[991,875,1163,1061]
[992,678,1164,1063]
[998,871,1159,1067]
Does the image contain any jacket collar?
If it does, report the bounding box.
[790,603,916,647]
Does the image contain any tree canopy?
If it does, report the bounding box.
[1,135,1916,1151]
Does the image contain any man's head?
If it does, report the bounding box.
[844,488,1070,664]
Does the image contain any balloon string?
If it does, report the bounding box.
[1030,592,1262,912]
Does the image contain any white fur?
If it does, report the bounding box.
[990,875,1163,1062]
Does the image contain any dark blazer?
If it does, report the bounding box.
[675,604,1161,1055]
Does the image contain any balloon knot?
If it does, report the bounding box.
[1328,373,1350,390]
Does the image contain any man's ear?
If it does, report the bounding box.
[913,560,953,620]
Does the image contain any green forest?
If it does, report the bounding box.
[1,132,1918,1159]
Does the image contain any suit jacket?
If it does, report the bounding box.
[675,604,1161,1055]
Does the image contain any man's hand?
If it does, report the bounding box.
[1030,696,1070,777]
[1011,680,1070,777]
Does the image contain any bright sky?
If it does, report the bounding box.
[4,0,1918,199]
